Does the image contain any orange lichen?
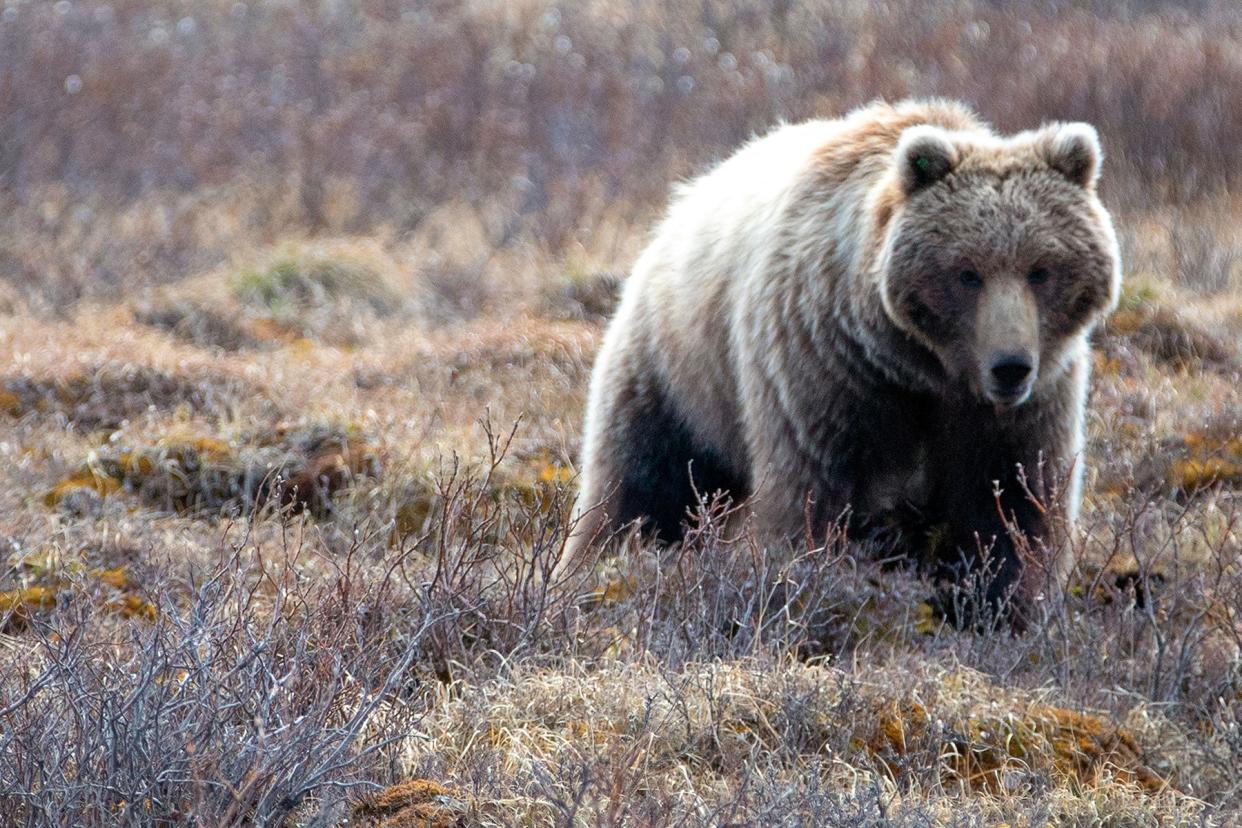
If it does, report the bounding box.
[1092,351,1125,376]
[0,389,23,416]
[42,466,125,507]
[537,462,573,485]
[106,594,158,622]
[913,602,940,635]
[600,575,637,603]
[352,779,468,828]
[869,700,930,756]
[0,586,57,630]
[865,698,1167,794]
[246,316,302,343]
[1104,308,1146,335]
[157,433,234,462]
[1172,456,1242,490]
[1024,705,1166,793]
[1171,432,1242,491]
[93,566,130,590]
[89,566,157,621]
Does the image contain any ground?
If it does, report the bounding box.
[0,203,1238,825]
[0,1,1241,824]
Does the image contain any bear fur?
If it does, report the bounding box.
[570,99,1121,621]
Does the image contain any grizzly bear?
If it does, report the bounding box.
[570,99,1121,623]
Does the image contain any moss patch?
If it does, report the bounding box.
[866,697,1167,794]
[233,251,406,346]
[1128,420,1242,497]
[44,424,381,517]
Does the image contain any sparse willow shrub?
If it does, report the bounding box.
[912,475,1242,805]
[0,522,447,826]
[615,503,865,666]
[394,422,606,679]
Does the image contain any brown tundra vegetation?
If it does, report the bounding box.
[0,1,1239,825]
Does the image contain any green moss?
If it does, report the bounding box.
[234,256,395,316]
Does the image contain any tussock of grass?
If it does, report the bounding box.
[867,696,1165,794]
[395,658,1192,824]
[232,246,409,346]
[235,257,393,314]
[0,586,56,632]
[542,271,624,322]
[134,301,267,352]
[1100,299,1238,372]
[44,424,381,518]
[1127,417,1242,497]
[0,562,155,633]
[0,365,258,431]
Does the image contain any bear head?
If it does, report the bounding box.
[876,121,1121,406]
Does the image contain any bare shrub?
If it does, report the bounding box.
[0,528,440,825]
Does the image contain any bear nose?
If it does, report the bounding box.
[990,354,1033,392]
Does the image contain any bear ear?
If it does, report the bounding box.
[1040,123,1102,188]
[895,125,959,194]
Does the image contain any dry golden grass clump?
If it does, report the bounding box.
[541,271,624,322]
[391,659,1196,824]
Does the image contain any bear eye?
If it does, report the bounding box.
[957,268,982,288]
[1028,266,1051,286]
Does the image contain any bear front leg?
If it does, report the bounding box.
[933,369,1085,628]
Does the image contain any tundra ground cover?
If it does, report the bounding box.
[0,1,1239,825]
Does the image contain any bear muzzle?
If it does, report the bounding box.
[984,351,1037,406]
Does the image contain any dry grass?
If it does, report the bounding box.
[0,242,1237,823]
[0,1,1239,825]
